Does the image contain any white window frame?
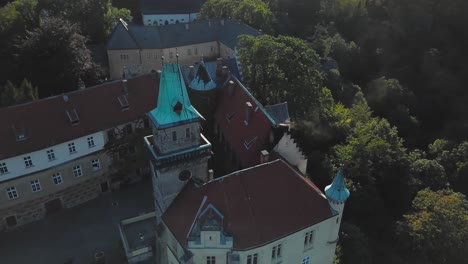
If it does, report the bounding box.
[206,256,216,264]
[73,165,83,177]
[68,142,77,154]
[304,230,315,250]
[30,179,42,192]
[87,136,95,148]
[47,149,56,161]
[272,243,282,260]
[0,162,8,174]
[6,186,18,200]
[247,253,258,264]
[24,156,33,168]
[91,159,101,171]
[52,172,63,185]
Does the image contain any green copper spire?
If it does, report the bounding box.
[325,165,350,202]
[149,64,203,128]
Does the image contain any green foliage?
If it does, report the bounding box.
[337,222,373,264]
[239,34,323,117]
[0,0,38,33]
[0,79,38,107]
[200,0,276,33]
[402,189,468,263]
[409,159,448,192]
[15,17,100,96]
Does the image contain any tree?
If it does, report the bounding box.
[14,17,101,97]
[200,0,276,34]
[409,159,448,192]
[239,34,323,117]
[0,79,38,107]
[402,189,468,263]
[337,222,373,264]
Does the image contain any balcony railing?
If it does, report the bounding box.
[144,134,211,166]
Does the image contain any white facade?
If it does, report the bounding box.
[143,13,198,26]
[273,133,308,175]
[0,131,105,182]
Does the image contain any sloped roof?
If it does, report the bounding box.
[265,102,290,124]
[188,61,217,91]
[214,76,276,168]
[107,19,261,50]
[140,0,203,14]
[148,64,202,128]
[162,159,334,250]
[0,75,159,160]
[181,58,242,89]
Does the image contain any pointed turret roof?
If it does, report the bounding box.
[189,60,217,91]
[148,64,203,128]
[325,166,350,202]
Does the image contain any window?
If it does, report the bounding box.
[120,54,129,60]
[247,254,258,264]
[91,159,101,171]
[272,244,282,259]
[172,131,177,141]
[24,156,33,168]
[186,128,190,138]
[30,179,41,192]
[206,256,215,264]
[87,137,95,148]
[187,48,192,55]
[68,142,77,154]
[47,149,55,161]
[0,162,8,174]
[6,186,18,200]
[302,256,310,264]
[73,165,83,177]
[304,230,314,249]
[194,47,198,55]
[210,46,214,52]
[52,173,63,185]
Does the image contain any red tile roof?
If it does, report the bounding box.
[0,75,159,160]
[162,159,334,250]
[214,77,276,168]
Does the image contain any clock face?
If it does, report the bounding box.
[178,170,191,181]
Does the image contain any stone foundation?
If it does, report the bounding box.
[0,175,109,232]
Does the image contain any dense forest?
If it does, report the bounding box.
[200,0,468,263]
[1,0,467,263]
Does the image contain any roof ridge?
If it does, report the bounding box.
[208,159,283,184]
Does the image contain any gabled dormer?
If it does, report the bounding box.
[188,203,233,249]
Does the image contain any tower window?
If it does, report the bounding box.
[172,131,177,141]
[186,128,190,138]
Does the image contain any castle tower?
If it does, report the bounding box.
[324,166,350,243]
[144,64,212,223]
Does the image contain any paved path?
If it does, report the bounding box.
[0,179,154,264]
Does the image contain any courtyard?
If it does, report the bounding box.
[0,178,154,264]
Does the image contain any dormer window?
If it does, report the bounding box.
[118,95,130,111]
[243,136,258,150]
[66,109,80,125]
[173,101,183,114]
[225,112,235,122]
[12,125,27,141]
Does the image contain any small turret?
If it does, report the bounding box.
[325,166,350,203]
[324,165,350,244]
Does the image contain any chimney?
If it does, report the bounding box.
[228,80,235,96]
[208,169,214,182]
[245,101,253,124]
[189,65,195,80]
[185,23,189,30]
[222,66,229,77]
[216,58,223,76]
[260,150,270,164]
[157,70,162,79]
[220,19,225,26]
[122,79,128,93]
